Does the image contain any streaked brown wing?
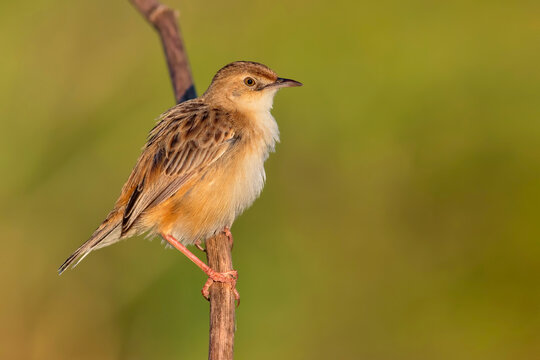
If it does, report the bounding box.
[120,100,236,235]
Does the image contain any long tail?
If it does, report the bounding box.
[58,212,122,274]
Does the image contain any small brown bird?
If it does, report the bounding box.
[59,61,301,299]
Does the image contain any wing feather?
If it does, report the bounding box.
[120,100,236,235]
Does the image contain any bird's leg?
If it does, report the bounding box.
[161,233,240,304]
[223,226,234,249]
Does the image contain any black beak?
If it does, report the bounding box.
[274,77,303,88]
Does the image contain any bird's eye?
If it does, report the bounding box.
[244,77,256,87]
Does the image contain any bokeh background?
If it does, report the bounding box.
[1,0,539,359]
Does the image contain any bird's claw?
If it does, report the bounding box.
[194,239,206,252]
[201,269,240,307]
[223,226,234,249]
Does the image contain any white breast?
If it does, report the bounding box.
[231,110,280,218]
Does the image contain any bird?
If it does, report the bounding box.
[59,61,302,300]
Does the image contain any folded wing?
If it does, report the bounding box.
[119,100,237,235]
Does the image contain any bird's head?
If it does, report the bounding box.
[203,61,302,113]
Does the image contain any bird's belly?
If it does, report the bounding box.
[158,147,266,244]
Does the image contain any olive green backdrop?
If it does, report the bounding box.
[1,0,539,359]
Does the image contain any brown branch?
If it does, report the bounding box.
[130,0,196,103]
[129,1,236,359]
[206,233,236,360]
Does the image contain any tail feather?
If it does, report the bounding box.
[58,217,121,275]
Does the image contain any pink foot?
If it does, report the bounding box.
[202,268,240,307]
[161,233,239,306]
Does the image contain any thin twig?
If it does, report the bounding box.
[129,1,236,359]
[130,0,196,103]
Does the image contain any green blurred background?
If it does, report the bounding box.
[1,0,539,359]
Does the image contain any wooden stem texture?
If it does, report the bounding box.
[130,0,196,103]
[206,233,236,360]
[129,1,236,359]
